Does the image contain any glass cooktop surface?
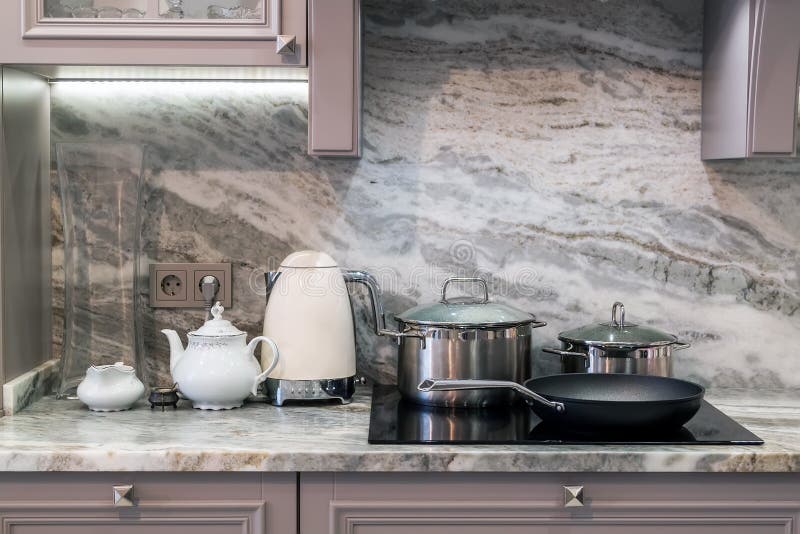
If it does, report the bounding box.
[368,385,764,445]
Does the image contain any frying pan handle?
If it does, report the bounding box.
[418,379,566,413]
[542,347,587,359]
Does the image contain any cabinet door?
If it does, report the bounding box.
[24,0,281,40]
[748,0,800,155]
[0,473,296,534]
[308,0,361,157]
[0,0,305,65]
[301,473,800,534]
[702,0,800,159]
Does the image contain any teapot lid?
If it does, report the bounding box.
[190,302,245,337]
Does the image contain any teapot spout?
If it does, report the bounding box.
[161,329,185,374]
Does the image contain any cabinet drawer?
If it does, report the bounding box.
[302,473,800,534]
[0,473,263,503]
[0,473,296,534]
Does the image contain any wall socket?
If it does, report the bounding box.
[149,263,232,308]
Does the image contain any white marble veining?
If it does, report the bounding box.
[3,359,60,415]
[49,0,800,389]
[0,387,795,472]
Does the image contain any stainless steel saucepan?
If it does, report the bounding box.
[542,302,690,377]
[347,274,546,408]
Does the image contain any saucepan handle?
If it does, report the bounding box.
[542,347,587,359]
[418,378,565,413]
[673,341,691,350]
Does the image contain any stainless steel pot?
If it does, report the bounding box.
[347,275,546,408]
[542,302,690,377]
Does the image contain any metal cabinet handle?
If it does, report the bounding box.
[113,484,134,507]
[276,35,296,55]
[563,485,584,508]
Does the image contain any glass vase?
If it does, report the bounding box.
[55,143,146,397]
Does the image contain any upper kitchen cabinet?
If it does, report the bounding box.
[307,0,361,157]
[0,0,362,157]
[0,0,306,66]
[702,0,800,160]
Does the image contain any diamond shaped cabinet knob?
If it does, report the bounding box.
[276,35,296,55]
[113,484,135,507]
[563,485,584,508]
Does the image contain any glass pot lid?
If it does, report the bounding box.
[189,302,245,337]
[395,277,542,328]
[558,302,679,348]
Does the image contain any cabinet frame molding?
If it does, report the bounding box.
[0,500,266,534]
[23,0,281,40]
[331,500,796,534]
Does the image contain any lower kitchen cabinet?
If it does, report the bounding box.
[0,473,296,534]
[0,472,798,533]
[300,473,800,534]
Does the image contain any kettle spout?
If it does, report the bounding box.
[161,329,185,374]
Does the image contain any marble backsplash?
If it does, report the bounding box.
[50,0,800,389]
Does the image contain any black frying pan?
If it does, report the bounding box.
[418,374,705,432]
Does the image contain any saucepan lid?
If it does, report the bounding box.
[558,302,684,349]
[395,277,546,329]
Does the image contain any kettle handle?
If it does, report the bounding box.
[248,336,280,396]
[342,270,426,348]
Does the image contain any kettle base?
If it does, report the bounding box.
[265,377,356,406]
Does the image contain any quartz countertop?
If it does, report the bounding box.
[0,387,796,472]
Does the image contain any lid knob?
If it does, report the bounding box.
[611,301,625,328]
[189,301,245,337]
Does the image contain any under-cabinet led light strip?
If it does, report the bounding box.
[16,65,309,83]
[49,79,309,100]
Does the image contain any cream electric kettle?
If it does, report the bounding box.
[262,251,397,405]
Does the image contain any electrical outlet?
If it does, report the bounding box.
[149,263,232,308]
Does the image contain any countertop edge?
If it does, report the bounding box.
[0,448,794,473]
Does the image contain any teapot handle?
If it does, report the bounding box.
[248,336,280,396]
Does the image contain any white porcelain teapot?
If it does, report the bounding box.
[161,302,280,410]
[77,362,145,412]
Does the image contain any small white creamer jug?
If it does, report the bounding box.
[77,362,146,412]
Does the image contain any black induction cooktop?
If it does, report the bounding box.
[368,385,764,445]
